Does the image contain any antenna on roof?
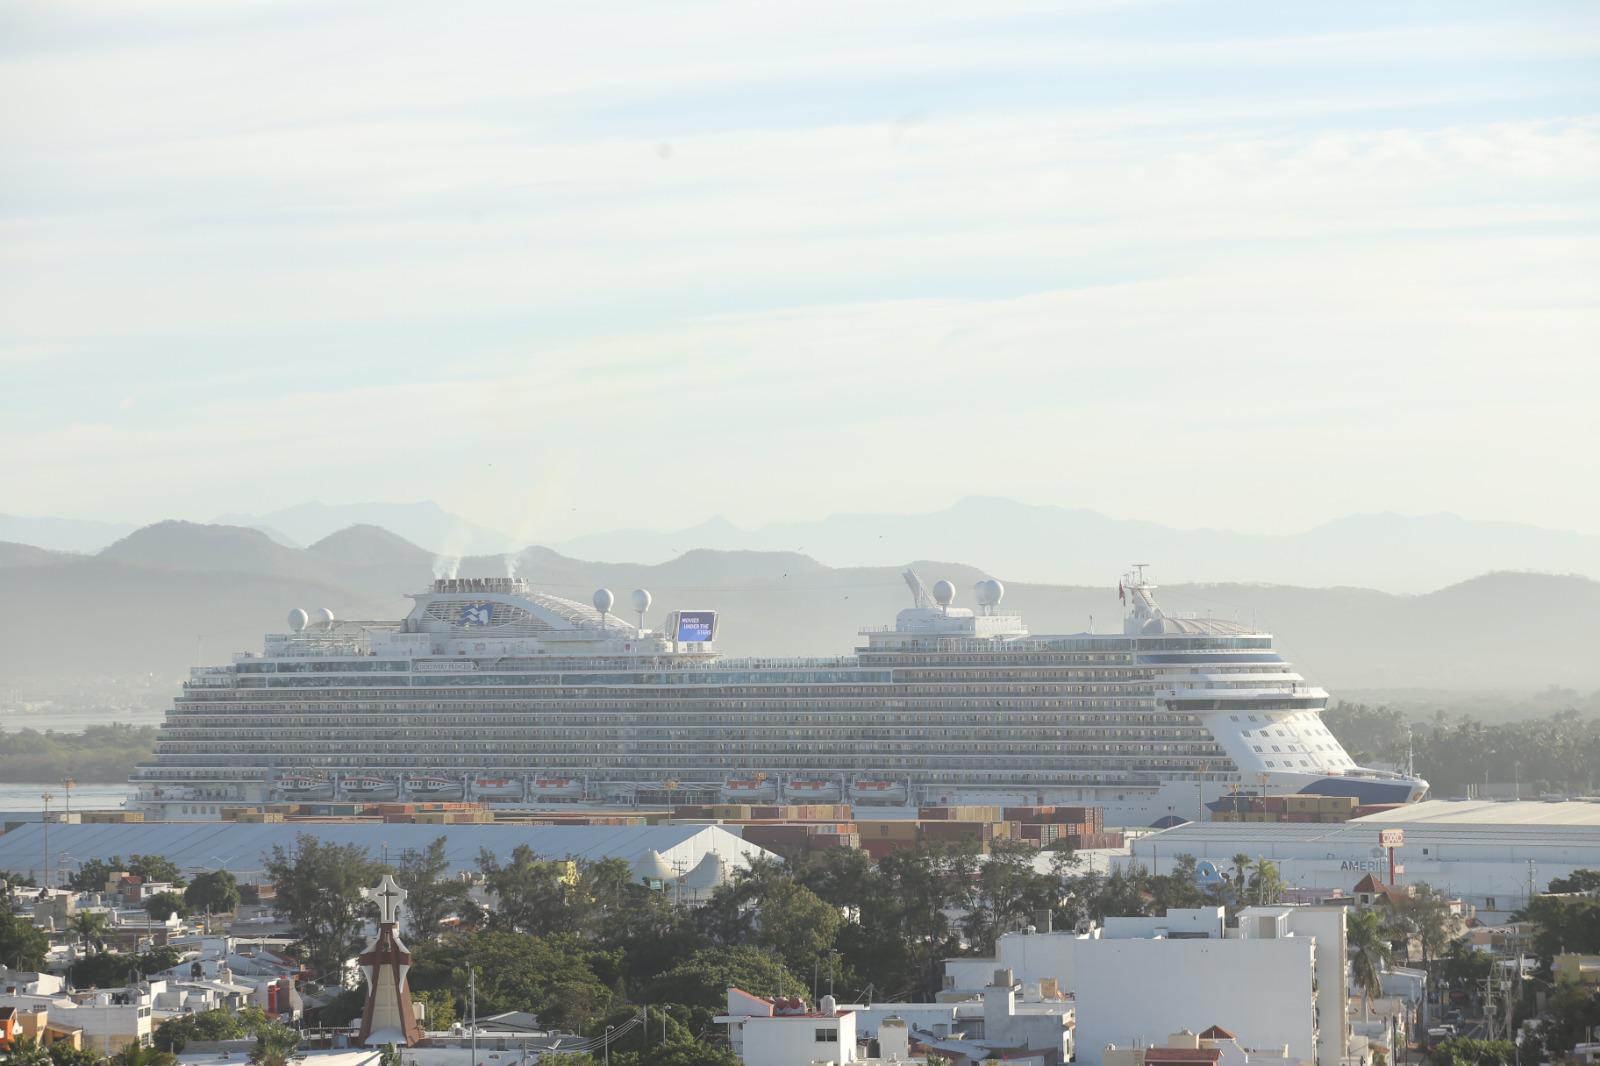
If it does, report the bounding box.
[592,588,614,630]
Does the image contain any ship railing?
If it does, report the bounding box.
[714,656,861,669]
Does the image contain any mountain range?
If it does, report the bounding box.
[7,497,1598,593]
[2,520,1598,693]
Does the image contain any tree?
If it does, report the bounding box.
[48,1042,103,1066]
[1537,979,1600,1058]
[248,1023,302,1066]
[144,891,188,921]
[476,845,573,936]
[413,987,457,1029]
[263,833,382,986]
[409,931,617,1031]
[125,855,185,888]
[111,1043,177,1066]
[1428,1038,1516,1066]
[154,1006,249,1052]
[748,879,842,981]
[1247,857,1286,906]
[68,858,122,893]
[184,871,241,916]
[962,840,1062,953]
[2,886,50,970]
[645,945,802,1032]
[395,837,469,941]
[1547,869,1600,894]
[69,910,111,954]
[613,1042,741,1066]
[1389,883,1455,965]
[1347,909,1392,1020]
[1519,893,1600,961]
[5,1037,54,1066]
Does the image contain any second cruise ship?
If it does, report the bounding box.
[133,568,1428,825]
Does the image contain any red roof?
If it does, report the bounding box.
[1352,874,1386,893]
[1199,1026,1236,1040]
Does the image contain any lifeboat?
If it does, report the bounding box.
[849,779,908,805]
[405,774,465,799]
[339,774,398,799]
[274,775,333,800]
[785,778,842,803]
[721,777,778,802]
[471,776,526,800]
[528,776,585,800]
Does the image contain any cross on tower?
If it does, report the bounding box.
[372,873,407,926]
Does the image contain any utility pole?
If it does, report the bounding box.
[468,964,477,1066]
[41,793,51,889]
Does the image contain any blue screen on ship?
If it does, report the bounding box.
[676,611,716,642]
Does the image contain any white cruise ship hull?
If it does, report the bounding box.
[131,572,1427,825]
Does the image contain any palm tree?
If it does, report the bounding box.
[1230,854,1252,903]
[248,1022,302,1066]
[1347,909,1392,1022]
[69,910,110,955]
[5,1036,54,1066]
[112,1041,178,1066]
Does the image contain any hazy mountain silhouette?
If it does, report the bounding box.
[0,513,135,553]
[9,497,1599,592]
[0,520,1595,692]
[550,496,1600,593]
[0,540,74,567]
[306,524,434,568]
[214,501,516,555]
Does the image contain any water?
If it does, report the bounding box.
[0,783,138,814]
[0,709,166,735]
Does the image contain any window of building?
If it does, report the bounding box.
[815,1028,838,1042]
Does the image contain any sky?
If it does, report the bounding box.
[2,0,1597,544]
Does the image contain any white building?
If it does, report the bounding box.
[719,987,858,1066]
[720,975,1073,1066]
[1125,801,1600,923]
[0,979,155,1054]
[944,907,1351,1066]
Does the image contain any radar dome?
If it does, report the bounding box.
[630,588,652,614]
[287,608,309,632]
[592,587,615,615]
[315,607,336,628]
[975,579,1005,606]
[932,579,956,607]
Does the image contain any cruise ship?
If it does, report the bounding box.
[132,568,1428,826]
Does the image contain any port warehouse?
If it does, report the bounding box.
[0,821,775,882]
[1,800,1123,866]
[1123,800,1600,923]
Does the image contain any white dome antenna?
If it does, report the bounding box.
[932,579,955,615]
[592,587,615,628]
[287,608,309,632]
[630,588,652,628]
[315,607,336,629]
[974,579,1005,614]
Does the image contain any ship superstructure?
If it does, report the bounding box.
[133,570,1428,825]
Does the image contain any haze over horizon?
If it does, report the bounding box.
[4,1,1598,542]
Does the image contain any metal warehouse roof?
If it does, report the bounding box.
[1351,799,1600,828]
[1137,801,1600,854]
[0,821,771,881]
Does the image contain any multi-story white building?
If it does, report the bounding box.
[944,906,1351,1066]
